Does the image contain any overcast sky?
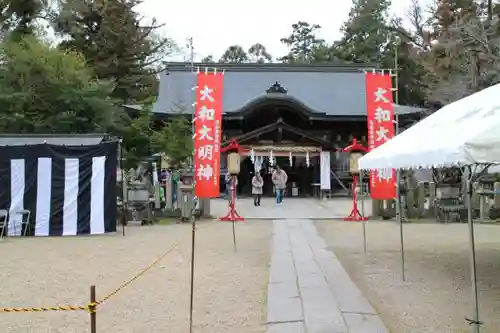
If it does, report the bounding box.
[136,0,431,61]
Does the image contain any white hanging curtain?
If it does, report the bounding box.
[320,152,331,190]
[254,156,263,173]
[269,151,274,166]
[152,162,159,185]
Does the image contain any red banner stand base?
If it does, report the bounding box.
[344,208,368,221]
[344,174,368,221]
[219,176,245,222]
[219,211,245,222]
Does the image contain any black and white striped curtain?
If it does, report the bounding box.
[0,142,118,236]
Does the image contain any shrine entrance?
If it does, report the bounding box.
[221,94,336,197]
[237,149,321,197]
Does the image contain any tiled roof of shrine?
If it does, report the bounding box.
[152,62,426,117]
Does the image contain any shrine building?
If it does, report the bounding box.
[126,62,425,197]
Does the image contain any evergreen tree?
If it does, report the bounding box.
[201,55,215,63]
[279,21,325,63]
[247,43,272,63]
[54,0,174,103]
[121,108,154,168]
[0,0,50,38]
[0,36,116,133]
[219,45,248,63]
[151,113,193,168]
[332,0,425,106]
[333,0,392,64]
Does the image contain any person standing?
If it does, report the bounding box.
[159,180,166,209]
[171,169,180,207]
[252,172,264,206]
[272,165,288,204]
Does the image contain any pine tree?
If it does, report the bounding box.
[0,0,49,38]
[0,36,115,133]
[279,21,325,63]
[247,43,272,63]
[201,55,215,63]
[151,113,193,168]
[331,0,425,106]
[54,0,174,103]
[219,45,248,63]
[332,0,392,64]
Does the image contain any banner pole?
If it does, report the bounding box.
[393,40,405,282]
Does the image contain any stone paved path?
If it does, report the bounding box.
[267,219,388,333]
[210,197,372,220]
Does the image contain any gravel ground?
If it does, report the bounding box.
[0,220,271,333]
[315,220,500,333]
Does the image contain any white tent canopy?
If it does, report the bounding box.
[359,83,500,170]
[358,83,500,333]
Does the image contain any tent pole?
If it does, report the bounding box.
[392,42,405,282]
[118,139,127,236]
[465,166,480,333]
[359,170,367,253]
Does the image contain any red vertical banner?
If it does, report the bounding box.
[365,72,396,200]
[193,72,223,198]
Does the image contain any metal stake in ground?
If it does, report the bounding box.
[189,208,196,333]
[118,138,127,237]
[90,285,97,333]
[231,176,237,252]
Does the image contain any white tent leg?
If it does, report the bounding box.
[359,171,367,254]
[396,170,405,281]
[464,166,481,333]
